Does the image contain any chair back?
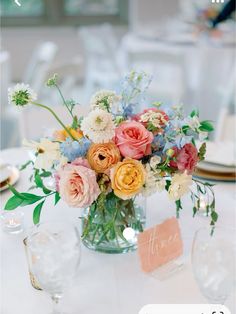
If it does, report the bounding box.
[23,41,58,93]
[0,51,11,115]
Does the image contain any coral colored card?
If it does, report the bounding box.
[137,217,183,273]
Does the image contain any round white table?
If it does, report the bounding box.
[0,147,235,314]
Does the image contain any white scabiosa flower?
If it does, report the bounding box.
[168,172,192,201]
[90,90,121,111]
[81,109,115,143]
[8,83,37,106]
[23,138,60,170]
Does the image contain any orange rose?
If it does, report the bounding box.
[53,127,83,142]
[87,142,121,173]
[111,158,145,200]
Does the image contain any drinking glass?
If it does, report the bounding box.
[25,222,81,314]
[192,226,236,304]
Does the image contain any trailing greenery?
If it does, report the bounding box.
[4,168,58,224]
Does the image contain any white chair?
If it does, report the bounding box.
[126,48,186,105]
[0,51,11,115]
[0,51,22,149]
[23,41,58,94]
[78,24,125,102]
[46,55,85,105]
[215,69,236,142]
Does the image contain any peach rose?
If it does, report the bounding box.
[111,158,145,200]
[114,121,153,159]
[87,142,121,173]
[58,161,100,208]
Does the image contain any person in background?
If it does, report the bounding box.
[210,0,235,28]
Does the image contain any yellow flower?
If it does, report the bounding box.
[87,142,121,173]
[53,127,83,142]
[111,158,145,200]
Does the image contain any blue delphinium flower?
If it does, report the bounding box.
[60,137,91,162]
[117,71,152,116]
[123,103,135,118]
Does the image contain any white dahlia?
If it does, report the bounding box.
[81,109,115,143]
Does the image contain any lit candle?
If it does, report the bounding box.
[199,196,207,211]
[197,195,209,217]
[0,211,24,234]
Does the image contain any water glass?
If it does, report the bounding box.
[192,226,236,304]
[25,222,81,314]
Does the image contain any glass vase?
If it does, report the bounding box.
[81,192,146,254]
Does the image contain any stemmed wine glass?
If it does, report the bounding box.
[25,222,81,314]
[192,226,236,304]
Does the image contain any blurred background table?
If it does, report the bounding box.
[0,147,235,314]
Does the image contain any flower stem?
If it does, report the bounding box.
[31,101,76,140]
[55,84,74,119]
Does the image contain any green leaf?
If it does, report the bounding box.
[54,192,61,205]
[8,184,29,200]
[165,180,171,191]
[191,138,196,146]
[204,182,215,187]
[190,109,199,118]
[199,120,214,132]
[20,193,44,206]
[198,142,206,161]
[33,200,45,224]
[211,211,218,223]
[34,172,51,194]
[175,199,182,218]
[19,159,33,171]
[34,172,44,188]
[182,125,189,135]
[71,115,79,129]
[196,183,205,195]
[4,195,23,210]
[40,171,52,177]
[193,206,197,217]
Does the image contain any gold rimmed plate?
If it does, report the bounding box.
[194,167,236,182]
[0,165,20,192]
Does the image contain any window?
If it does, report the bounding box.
[1,0,128,26]
[64,0,119,16]
[1,0,44,17]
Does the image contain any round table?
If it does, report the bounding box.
[0,147,235,314]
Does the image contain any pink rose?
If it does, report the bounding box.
[170,143,198,174]
[114,121,153,159]
[58,163,100,208]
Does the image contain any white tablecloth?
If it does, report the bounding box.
[0,147,235,314]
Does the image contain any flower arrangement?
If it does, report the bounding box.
[5,71,217,253]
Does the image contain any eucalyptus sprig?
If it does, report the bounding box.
[191,179,217,226]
